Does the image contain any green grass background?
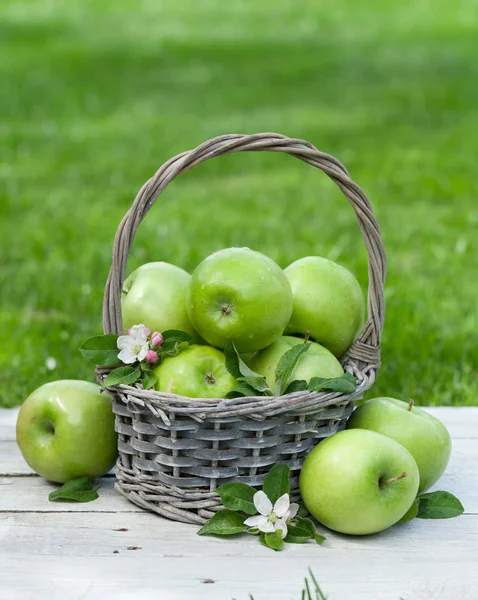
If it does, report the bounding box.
[1,0,477,407]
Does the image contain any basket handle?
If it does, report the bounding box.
[102,133,386,367]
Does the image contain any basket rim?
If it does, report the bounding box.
[98,363,374,423]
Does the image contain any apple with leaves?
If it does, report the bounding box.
[300,429,420,535]
[16,380,117,483]
[347,397,452,493]
[187,247,293,353]
[285,256,364,357]
[154,345,236,398]
[249,336,343,392]
[122,262,201,342]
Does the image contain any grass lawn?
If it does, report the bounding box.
[1,0,477,407]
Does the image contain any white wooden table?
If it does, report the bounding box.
[1,407,477,600]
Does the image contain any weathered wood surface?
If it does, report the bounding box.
[1,407,477,600]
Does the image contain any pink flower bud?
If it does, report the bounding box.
[151,332,164,347]
[145,350,158,364]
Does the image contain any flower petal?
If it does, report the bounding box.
[136,343,149,363]
[117,348,137,364]
[287,503,299,521]
[257,520,275,533]
[273,493,290,518]
[117,335,133,350]
[128,325,149,345]
[274,519,288,539]
[253,491,273,516]
[244,515,268,528]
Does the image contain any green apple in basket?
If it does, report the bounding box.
[347,397,452,493]
[154,345,236,398]
[16,380,117,483]
[122,261,201,342]
[187,247,293,353]
[284,256,364,357]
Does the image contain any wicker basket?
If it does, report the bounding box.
[97,133,386,525]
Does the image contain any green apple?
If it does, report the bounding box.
[122,261,200,341]
[249,335,343,390]
[284,256,364,357]
[347,397,452,493]
[300,429,419,535]
[16,380,117,483]
[187,247,293,353]
[154,345,236,398]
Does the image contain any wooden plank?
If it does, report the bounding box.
[2,406,477,443]
[0,477,141,513]
[2,407,478,476]
[1,435,476,514]
[426,406,478,439]
[1,512,477,600]
[3,406,478,441]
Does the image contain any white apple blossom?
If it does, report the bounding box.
[244,491,299,538]
[117,324,151,364]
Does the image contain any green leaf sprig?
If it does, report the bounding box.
[224,339,356,398]
[79,329,192,389]
[399,490,464,522]
[197,463,326,551]
[249,568,327,600]
[48,476,99,503]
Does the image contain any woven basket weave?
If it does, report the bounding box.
[97,133,386,525]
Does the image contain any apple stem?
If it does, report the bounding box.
[381,472,407,485]
[407,398,414,411]
[304,330,311,343]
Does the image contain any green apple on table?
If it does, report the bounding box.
[300,429,420,535]
[122,261,200,342]
[155,345,236,398]
[347,397,452,493]
[285,256,364,357]
[249,335,344,390]
[16,380,117,483]
[187,247,293,353]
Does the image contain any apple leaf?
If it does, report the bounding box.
[260,530,284,551]
[224,340,242,379]
[285,517,325,545]
[296,500,309,518]
[49,477,99,503]
[284,379,308,394]
[161,330,192,344]
[79,334,120,366]
[274,343,311,396]
[104,365,141,387]
[416,491,464,519]
[216,482,257,515]
[226,383,259,398]
[262,463,290,504]
[314,532,327,545]
[224,340,273,396]
[237,376,273,396]
[399,498,419,523]
[224,340,261,378]
[197,510,247,536]
[307,372,356,394]
[141,369,157,390]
